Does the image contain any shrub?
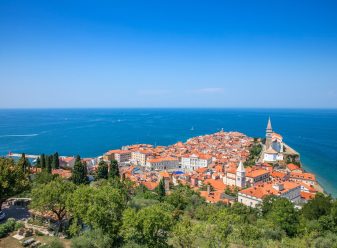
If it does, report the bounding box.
[0,218,17,238]
[40,238,64,248]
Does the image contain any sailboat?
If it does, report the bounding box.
[190,126,194,131]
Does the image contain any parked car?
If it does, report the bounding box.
[0,211,6,221]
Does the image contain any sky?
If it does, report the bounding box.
[1,0,337,108]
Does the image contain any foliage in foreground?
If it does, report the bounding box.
[3,157,336,248]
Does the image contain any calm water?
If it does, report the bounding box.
[0,108,336,196]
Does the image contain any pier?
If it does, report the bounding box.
[7,153,39,159]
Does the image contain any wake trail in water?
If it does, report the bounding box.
[0,134,39,137]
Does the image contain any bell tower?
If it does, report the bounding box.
[236,161,246,188]
[265,117,273,148]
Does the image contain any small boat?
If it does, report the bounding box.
[190,126,194,131]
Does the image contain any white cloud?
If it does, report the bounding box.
[192,87,225,94]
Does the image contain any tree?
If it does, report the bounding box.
[17,153,30,173]
[121,203,174,247]
[109,159,119,178]
[71,229,113,248]
[156,179,166,200]
[30,178,76,231]
[40,154,46,169]
[67,185,127,243]
[52,152,60,169]
[170,216,199,248]
[264,197,299,237]
[301,193,332,220]
[0,158,29,210]
[45,155,51,173]
[97,160,108,180]
[36,157,41,168]
[48,155,53,172]
[32,171,57,188]
[165,185,204,211]
[72,155,88,185]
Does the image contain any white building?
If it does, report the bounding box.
[238,181,301,208]
[263,118,285,163]
[146,157,179,171]
[181,153,212,171]
[131,150,152,166]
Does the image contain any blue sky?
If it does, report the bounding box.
[1,0,337,108]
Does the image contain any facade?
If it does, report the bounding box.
[181,153,212,171]
[146,157,179,170]
[103,149,131,164]
[245,167,270,186]
[131,150,152,166]
[238,181,301,208]
[223,161,246,188]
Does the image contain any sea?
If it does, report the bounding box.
[0,108,336,196]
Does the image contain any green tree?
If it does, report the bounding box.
[121,203,174,247]
[30,178,76,231]
[156,179,166,200]
[71,229,113,248]
[109,159,119,178]
[32,171,57,188]
[17,153,30,173]
[36,157,41,168]
[165,185,204,211]
[301,193,332,220]
[170,216,199,248]
[67,185,127,243]
[72,155,88,185]
[40,154,46,169]
[0,158,29,210]
[52,152,60,169]
[45,155,51,173]
[264,197,299,237]
[97,160,108,180]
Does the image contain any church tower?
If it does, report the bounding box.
[236,161,246,188]
[265,117,273,148]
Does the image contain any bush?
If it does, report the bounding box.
[71,229,113,248]
[0,218,17,238]
[40,238,64,248]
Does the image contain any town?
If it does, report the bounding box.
[7,118,321,208]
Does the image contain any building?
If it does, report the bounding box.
[245,167,270,186]
[181,153,212,171]
[103,149,131,164]
[146,157,179,170]
[131,150,153,166]
[289,172,317,186]
[263,118,284,163]
[238,181,301,208]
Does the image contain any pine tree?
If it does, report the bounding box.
[109,159,120,178]
[97,160,108,179]
[40,154,46,169]
[156,179,166,200]
[72,155,88,185]
[36,157,41,168]
[46,155,52,173]
[52,152,60,169]
[18,153,30,173]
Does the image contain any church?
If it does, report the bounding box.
[263,117,285,163]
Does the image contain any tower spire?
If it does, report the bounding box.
[267,116,272,131]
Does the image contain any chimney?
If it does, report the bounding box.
[272,183,284,191]
[207,184,211,195]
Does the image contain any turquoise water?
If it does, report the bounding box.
[0,108,336,196]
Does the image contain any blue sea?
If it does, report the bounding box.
[0,108,336,196]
